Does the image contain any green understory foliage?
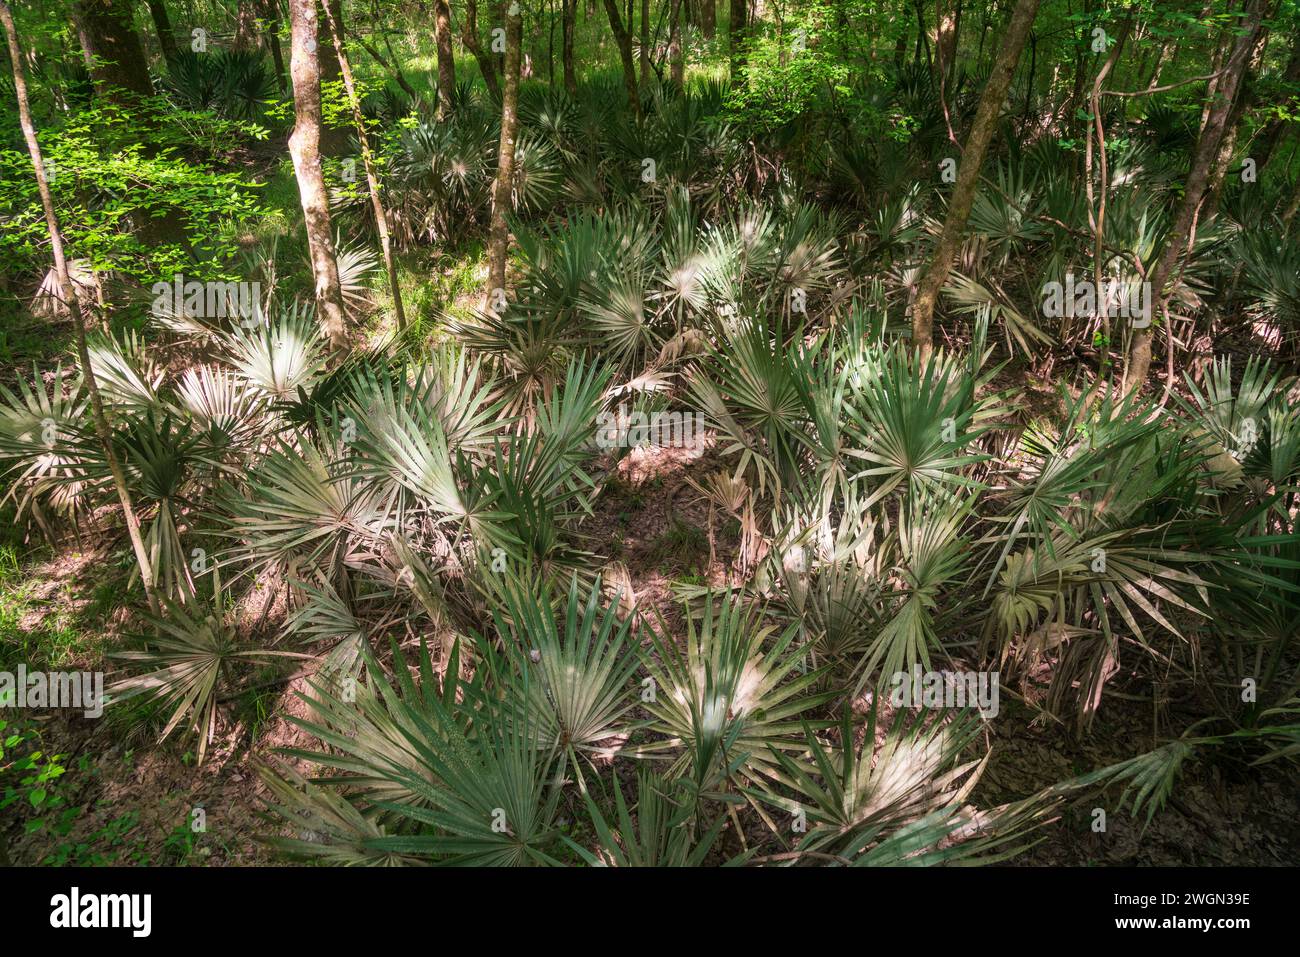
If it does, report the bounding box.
[1,0,1299,865]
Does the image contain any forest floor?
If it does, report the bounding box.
[4,416,1297,866]
[2,263,1295,865]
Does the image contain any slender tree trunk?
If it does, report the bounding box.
[640,0,651,84]
[353,30,422,103]
[562,0,577,94]
[935,0,959,85]
[1125,0,1265,393]
[433,0,456,116]
[1256,29,1300,171]
[1023,28,1039,119]
[70,6,97,74]
[1196,3,1228,142]
[496,1,508,77]
[700,0,714,37]
[74,0,155,103]
[287,0,349,351]
[729,0,746,74]
[463,0,503,99]
[1207,21,1270,211]
[321,0,406,331]
[315,0,349,155]
[1282,172,1300,226]
[1056,0,1091,131]
[261,0,288,89]
[76,0,188,246]
[602,0,641,115]
[1143,36,1174,91]
[910,0,1041,353]
[1206,60,1259,218]
[234,0,259,50]
[146,0,180,66]
[914,0,930,71]
[1063,45,1086,129]
[316,0,343,83]
[1084,14,1132,374]
[669,0,684,88]
[951,0,963,75]
[487,3,522,298]
[1,0,160,617]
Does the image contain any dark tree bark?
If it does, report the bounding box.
[234,0,259,50]
[1143,35,1175,92]
[74,0,154,103]
[495,0,507,77]
[463,0,503,100]
[729,0,746,74]
[71,6,97,73]
[1256,29,1300,171]
[700,0,714,38]
[910,0,1041,353]
[75,0,189,245]
[562,0,577,94]
[1205,25,1269,219]
[602,0,641,114]
[1125,0,1266,393]
[1,0,160,617]
[287,0,349,350]
[1283,173,1300,226]
[487,3,522,297]
[260,0,288,89]
[913,0,930,70]
[316,0,343,81]
[669,0,684,88]
[935,0,960,86]
[1196,2,1228,143]
[433,0,456,116]
[145,0,180,66]
[314,0,351,154]
[640,0,650,85]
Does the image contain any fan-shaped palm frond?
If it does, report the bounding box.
[225,301,327,400]
[844,343,1000,508]
[108,575,299,763]
[563,768,742,866]
[642,591,834,786]
[486,573,641,759]
[256,761,419,866]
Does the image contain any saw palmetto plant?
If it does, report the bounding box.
[4,1,1300,872]
[107,571,304,764]
[6,251,1298,864]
